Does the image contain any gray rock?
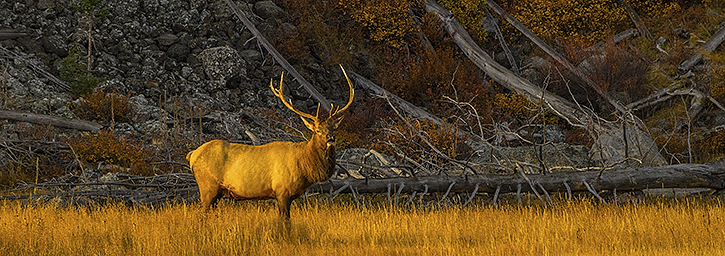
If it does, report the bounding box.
[590,125,667,168]
[41,35,67,57]
[465,139,493,165]
[254,1,285,19]
[239,49,262,62]
[109,0,140,18]
[542,124,565,143]
[197,46,246,81]
[36,0,54,10]
[167,43,190,61]
[156,33,178,46]
[481,16,499,34]
[337,148,401,178]
[15,35,45,54]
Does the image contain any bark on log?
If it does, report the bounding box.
[223,0,332,111]
[348,71,445,125]
[423,0,666,167]
[617,0,652,40]
[0,46,72,92]
[679,20,725,71]
[481,3,519,75]
[0,29,27,40]
[310,162,725,195]
[0,109,103,131]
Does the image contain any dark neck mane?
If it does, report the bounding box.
[299,136,335,183]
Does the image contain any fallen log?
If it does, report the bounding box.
[348,71,445,125]
[223,0,332,111]
[310,162,725,195]
[0,46,72,92]
[679,19,725,72]
[0,109,103,131]
[423,0,666,167]
[617,0,652,40]
[483,0,627,115]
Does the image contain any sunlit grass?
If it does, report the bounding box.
[0,197,723,255]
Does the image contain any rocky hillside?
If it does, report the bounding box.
[1,0,355,134]
[0,0,724,185]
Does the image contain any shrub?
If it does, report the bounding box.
[507,0,679,44]
[585,42,652,103]
[705,50,725,102]
[335,95,392,149]
[275,0,359,66]
[59,44,104,96]
[377,118,468,162]
[710,68,725,101]
[492,92,534,120]
[338,0,422,49]
[438,0,488,42]
[695,129,725,162]
[64,130,155,176]
[70,88,131,124]
[0,139,72,188]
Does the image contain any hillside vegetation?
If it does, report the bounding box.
[0,0,724,189]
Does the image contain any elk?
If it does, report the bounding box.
[186,67,354,219]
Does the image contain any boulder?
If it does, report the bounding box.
[197,46,246,81]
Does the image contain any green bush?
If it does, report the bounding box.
[59,45,104,96]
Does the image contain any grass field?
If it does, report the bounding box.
[0,197,723,255]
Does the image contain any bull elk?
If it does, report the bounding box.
[186,67,354,219]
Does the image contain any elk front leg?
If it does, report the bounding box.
[276,195,292,219]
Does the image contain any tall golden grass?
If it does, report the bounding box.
[0,197,723,255]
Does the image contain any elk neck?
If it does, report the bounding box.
[299,133,336,183]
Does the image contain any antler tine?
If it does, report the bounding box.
[331,65,355,118]
[270,72,316,120]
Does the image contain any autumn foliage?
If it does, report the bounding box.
[70,89,131,124]
[64,130,155,176]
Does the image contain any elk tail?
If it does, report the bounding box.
[185,150,194,163]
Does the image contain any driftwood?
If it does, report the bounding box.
[311,162,725,196]
[481,3,519,75]
[679,20,725,71]
[0,109,103,131]
[6,162,724,207]
[423,0,666,167]
[223,0,332,111]
[0,173,199,207]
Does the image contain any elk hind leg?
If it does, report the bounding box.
[197,180,222,210]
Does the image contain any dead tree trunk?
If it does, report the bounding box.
[0,109,102,131]
[223,0,332,111]
[617,0,653,40]
[423,0,666,167]
[679,20,725,72]
[310,162,725,195]
[348,71,445,125]
[483,0,627,115]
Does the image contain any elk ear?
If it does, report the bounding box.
[301,116,316,131]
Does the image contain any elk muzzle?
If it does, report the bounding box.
[326,133,336,147]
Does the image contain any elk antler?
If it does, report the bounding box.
[270,72,317,121]
[330,65,355,119]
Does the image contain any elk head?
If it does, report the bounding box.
[269,66,355,151]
